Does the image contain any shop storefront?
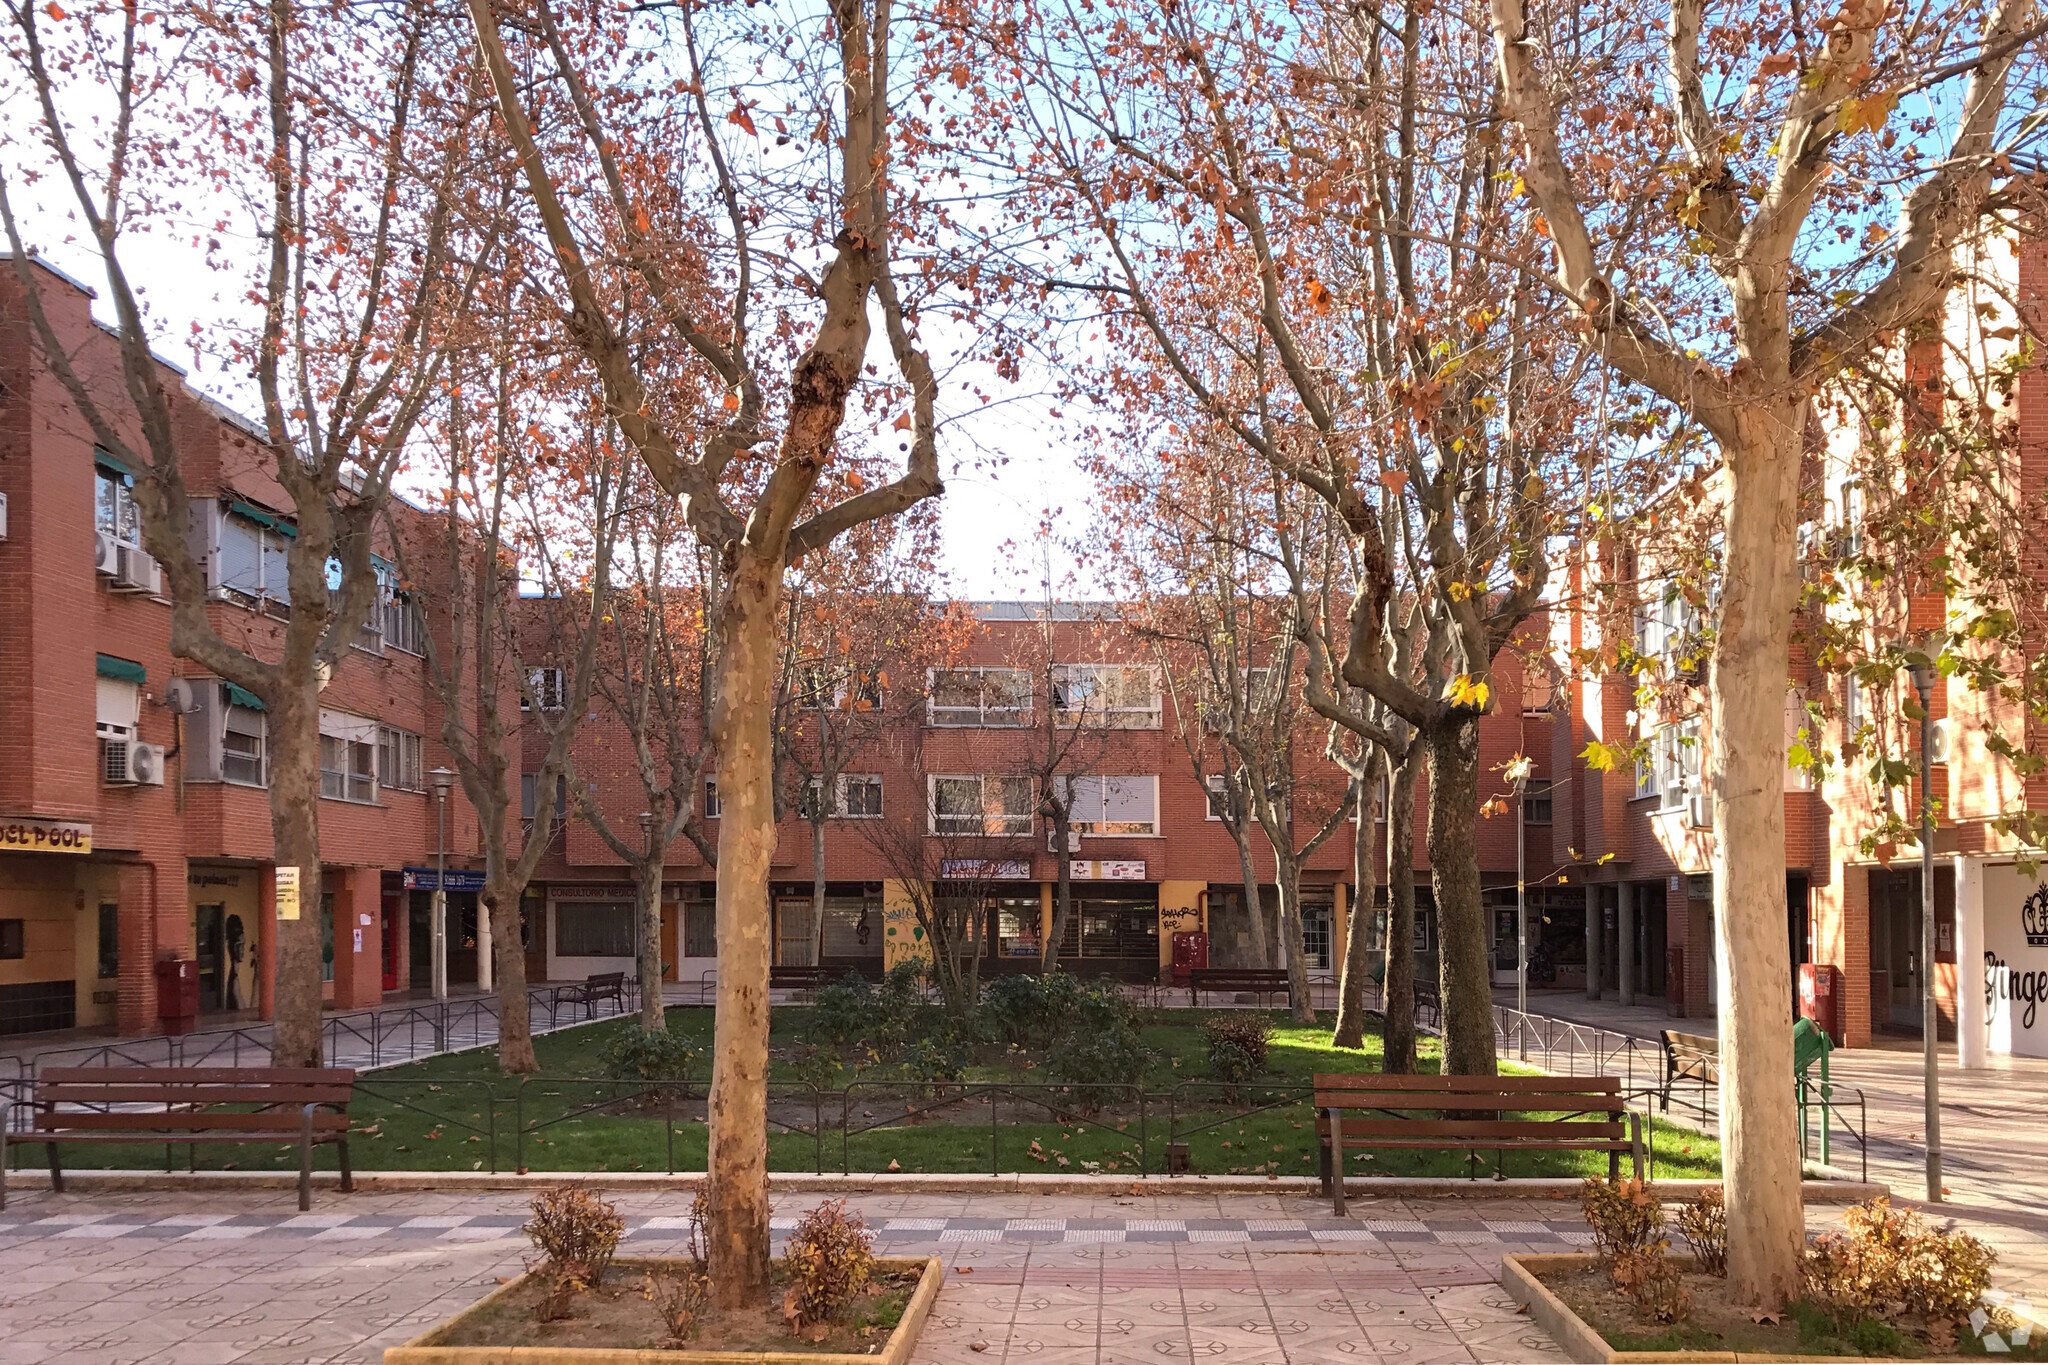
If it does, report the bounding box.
[0,817,107,1034]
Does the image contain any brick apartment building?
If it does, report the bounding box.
[0,253,1574,1041]
[0,256,501,1038]
[522,600,1574,1000]
[1550,224,2048,1059]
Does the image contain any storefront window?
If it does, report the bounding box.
[558,901,634,957]
[995,897,1042,958]
[1302,903,1332,970]
[683,898,716,958]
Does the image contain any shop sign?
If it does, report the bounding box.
[547,882,639,900]
[1982,865,2048,1059]
[939,859,1032,881]
[1073,860,1147,881]
[275,865,301,921]
[402,867,487,892]
[0,817,91,854]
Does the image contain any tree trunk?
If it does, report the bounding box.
[1274,856,1315,1025]
[808,812,828,968]
[267,692,325,1068]
[1333,765,1380,1049]
[1427,719,1495,1077]
[1712,425,1805,1305]
[1042,815,1074,974]
[487,874,537,1073]
[1234,829,1270,968]
[637,853,665,1032]
[705,550,782,1310]
[1382,746,1422,1074]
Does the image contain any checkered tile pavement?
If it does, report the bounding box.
[0,1208,1597,1247]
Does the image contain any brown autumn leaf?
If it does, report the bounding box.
[1750,1309,1784,1325]
[728,102,757,136]
[892,411,914,430]
[43,2,65,17]
[1758,52,1799,76]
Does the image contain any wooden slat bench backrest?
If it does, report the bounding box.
[1661,1031,1719,1079]
[1313,1073,1626,1136]
[33,1068,357,1124]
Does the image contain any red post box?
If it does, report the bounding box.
[155,957,199,1035]
[1799,962,1843,1046]
[1171,931,1209,986]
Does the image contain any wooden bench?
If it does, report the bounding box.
[554,971,626,1019]
[1188,968,1289,1007]
[0,1066,356,1212]
[1659,1030,1719,1113]
[1314,1072,1642,1216]
[770,966,827,999]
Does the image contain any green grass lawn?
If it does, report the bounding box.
[8,1008,1722,1181]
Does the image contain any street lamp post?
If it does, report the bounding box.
[1905,653,1942,1202]
[1506,755,1533,1061]
[430,766,455,1005]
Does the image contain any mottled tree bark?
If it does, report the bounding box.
[1381,746,1422,1074]
[1427,720,1495,1077]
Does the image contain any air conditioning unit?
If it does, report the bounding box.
[94,530,119,575]
[1685,790,1710,830]
[125,740,166,786]
[163,677,202,714]
[1930,718,1952,764]
[112,543,161,595]
[1048,829,1081,854]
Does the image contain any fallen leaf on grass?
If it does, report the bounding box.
[954,1266,974,1275]
[887,1159,900,1172]
[1750,1309,1784,1325]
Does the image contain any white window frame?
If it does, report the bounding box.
[839,774,883,818]
[377,726,425,792]
[97,677,140,784]
[382,564,424,655]
[928,774,1034,836]
[703,777,721,819]
[1066,774,1159,836]
[318,710,378,804]
[214,507,294,606]
[1655,719,1701,812]
[523,667,566,712]
[222,699,267,787]
[1206,773,1231,821]
[1051,663,1162,729]
[95,465,140,545]
[926,667,1032,728]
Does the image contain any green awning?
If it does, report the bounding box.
[95,654,146,685]
[224,682,266,712]
[94,448,137,481]
[371,553,396,574]
[227,500,298,537]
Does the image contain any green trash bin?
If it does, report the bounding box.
[1793,1016,1834,1165]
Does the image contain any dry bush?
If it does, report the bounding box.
[1803,1196,1996,1325]
[534,1265,589,1323]
[782,1198,876,1329]
[1580,1178,1664,1260]
[646,1269,711,1342]
[1201,1013,1273,1069]
[1612,1245,1691,1323]
[524,1186,624,1287]
[685,1189,710,1277]
[1675,1188,1727,1276]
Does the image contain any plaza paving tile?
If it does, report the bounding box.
[0,1185,2042,1364]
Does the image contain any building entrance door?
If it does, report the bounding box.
[776,898,817,966]
[381,891,402,991]
[195,903,225,1012]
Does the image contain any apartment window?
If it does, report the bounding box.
[318,710,377,803]
[217,505,294,605]
[378,726,425,792]
[1845,674,1865,734]
[523,667,565,712]
[703,778,721,818]
[0,919,22,959]
[1206,773,1234,821]
[1522,659,1557,714]
[797,662,883,712]
[557,901,634,957]
[520,773,537,821]
[1656,720,1701,811]
[1065,775,1158,835]
[930,775,1034,836]
[1523,778,1553,824]
[684,898,716,957]
[995,896,1042,958]
[97,903,118,979]
[1785,689,1815,792]
[841,774,883,817]
[223,699,267,786]
[382,565,424,655]
[97,676,140,783]
[928,667,1031,727]
[95,462,139,542]
[1051,664,1161,728]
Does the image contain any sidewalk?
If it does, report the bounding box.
[1500,988,2048,1220]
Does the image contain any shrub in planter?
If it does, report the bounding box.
[1207,1039,1260,1102]
[869,961,934,1054]
[524,1186,624,1289]
[599,1024,700,1084]
[903,1030,970,1085]
[1201,1012,1273,1070]
[1579,1177,1664,1260]
[1675,1187,1728,1276]
[783,1199,876,1328]
[1612,1245,1690,1323]
[1802,1195,1997,1325]
[811,973,874,1047]
[645,1268,711,1342]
